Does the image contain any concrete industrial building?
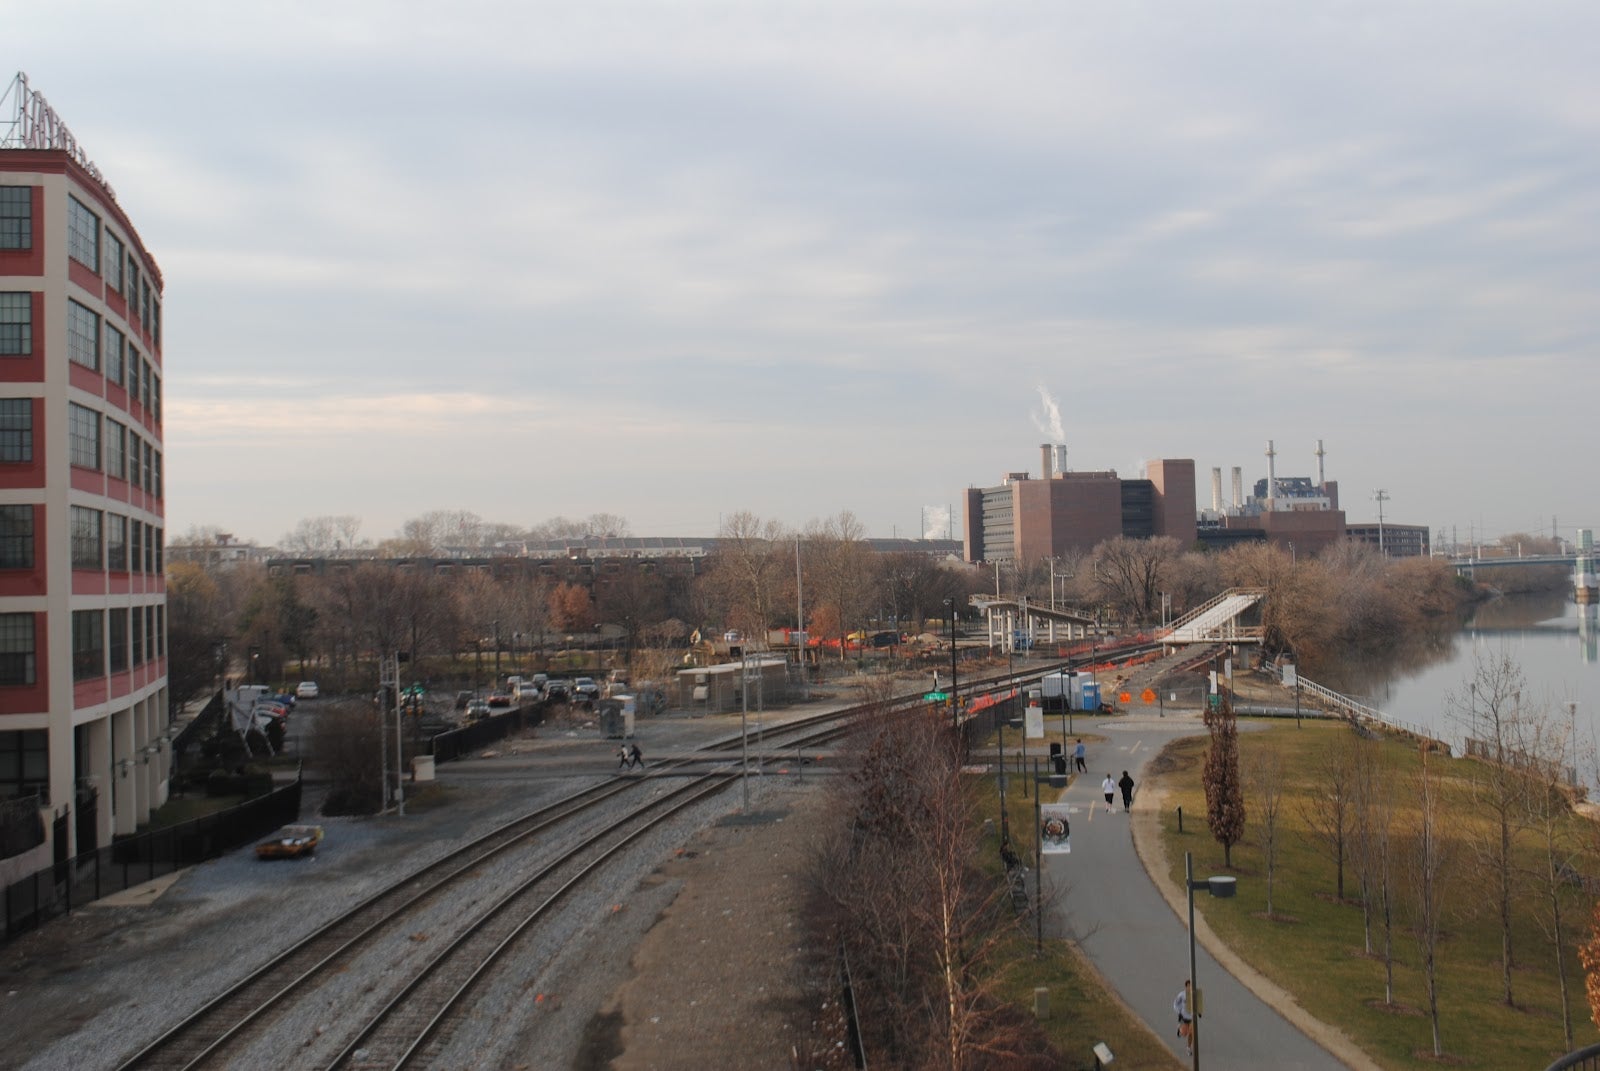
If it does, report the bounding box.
[1,74,168,872]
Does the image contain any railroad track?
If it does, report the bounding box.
[115,641,1152,1070]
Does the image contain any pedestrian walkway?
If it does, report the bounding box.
[1035,710,1374,1070]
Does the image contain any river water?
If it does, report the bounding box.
[1310,592,1600,757]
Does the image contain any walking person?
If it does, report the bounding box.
[1174,979,1196,1055]
[617,744,631,769]
[1118,769,1135,812]
[629,742,644,769]
[1101,773,1116,813]
[1073,738,1086,773]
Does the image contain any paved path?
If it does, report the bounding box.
[1016,711,1372,1071]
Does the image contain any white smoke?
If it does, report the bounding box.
[922,505,951,540]
[1033,385,1064,443]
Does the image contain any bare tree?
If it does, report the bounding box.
[1246,743,1286,917]
[1408,744,1450,1058]
[808,512,875,662]
[705,512,792,639]
[1091,536,1180,623]
[1300,727,1358,900]
[1523,704,1584,1050]
[279,515,365,556]
[1349,729,1399,1007]
[1451,650,1531,1007]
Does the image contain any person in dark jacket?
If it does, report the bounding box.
[1118,770,1135,812]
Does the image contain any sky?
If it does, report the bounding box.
[11,2,1598,548]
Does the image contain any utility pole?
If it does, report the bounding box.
[1374,489,1390,557]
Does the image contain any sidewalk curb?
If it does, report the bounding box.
[1132,765,1382,1071]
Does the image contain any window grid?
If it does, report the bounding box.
[0,729,47,795]
[0,505,32,569]
[0,293,30,356]
[103,232,123,293]
[156,605,165,657]
[67,403,100,470]
[155,528,163,572]
[67,300,100,370]
[143,443,154,494]
[71,609,103,681]
[124,345,138,393]
[70,506,102,570]
[108,608,127,673]
[144,605,155,662]
[67,196,99,272]
[0,613,36,686]
[140,359,151,411]
[106,513,127,571]
[143,522,155,573]
[0,399,31,462]
[104,322,125,387]
[125,258,138,304]
[127,431,141,487]
[130,606,144,666]
[0,188,31,251]
[130,520,143,575]
[104,417,125,479]
[153,451,162,498]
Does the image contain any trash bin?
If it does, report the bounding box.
[1052,754,1067,775]
[411,755,435,782]
[1049,742,1062,758]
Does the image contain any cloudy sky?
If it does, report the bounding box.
[13,2,1597,548]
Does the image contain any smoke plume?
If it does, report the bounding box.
[1033,385,1064,442]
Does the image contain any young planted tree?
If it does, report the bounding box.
[1350,731,1399,1002]
[1451,650,1532,1007]
[1524,707,1585,1050]
[1203,695,1246,867]
[1246,743,1286,917]
[1300,727,1358,900]
[1408,745,1451,1058]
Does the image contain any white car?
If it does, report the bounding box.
[295,681,320,700]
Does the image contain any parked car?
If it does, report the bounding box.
[513,680,543,705]
[543,678,572,702]
[573,677,601,702]
[487,692,513,708]
[295,681,319,700]
[464,698,492,722]
[255,824,322,860]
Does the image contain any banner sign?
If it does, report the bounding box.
[1040,802,1072,854]
[1024,703,1044,739]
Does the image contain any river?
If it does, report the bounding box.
[1308,592,1600,760]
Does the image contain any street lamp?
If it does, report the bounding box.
[1185,851,1237,1070]
[944,598,959,739]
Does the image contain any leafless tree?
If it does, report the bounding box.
[1407,744,1450,1058]
[1450,650,1531,1007]
[705,512,792,639]
[279,514,365,556]
[1247,743,1286,917]
[1349,730,1399,1002]
[807,512,875,661]
[1090,535,1180,623]
[1300,726,1358,900]
[1522,704,1584,1050]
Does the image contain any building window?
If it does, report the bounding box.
[144,605,155,661]
[142,441,153,493]
[124,345,138,393]
[155,527,163,572]
[71,609,104,681]
[140,278,150,332]
[152,373,161,423]
[67,300,100,370]
[68,403,100,469]
[0,293,30,356]
[0,506,32,569]
[0,728,47,797]
[152,449,161,497]
[108,608,128,673]
[70,506,102,570]
[126,431,141,489]
[104,417,125,479]
[140,358,151,411]
[103,232,123,293]
[130,605,143,665]
[130,519,142,574]
[125,258,138,305]
[67,196,99,272]
[106,513,127,571]
[0,399,32,462]
[151,301,160,349]
[0,614,36,685]
[0,187,31,251]
[156,605,165,657]
[104,323,124,387]
[144,522,155,573]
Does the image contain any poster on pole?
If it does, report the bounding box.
[1024,702,1044,739]
[1040,803,1072,854]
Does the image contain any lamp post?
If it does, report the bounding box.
[1185,851,1237,1070]
[945,598,959,740]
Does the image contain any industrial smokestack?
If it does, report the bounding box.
[1054,444,1067,476]
[1040,444,1053,481]
[1231,467,1243,508]
[1315,439,1326,488]
[1211,468,1223,512]
[1266,440,1279,505]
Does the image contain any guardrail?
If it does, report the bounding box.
[1545,1043,1600,1071]
[1286,672,1447,747]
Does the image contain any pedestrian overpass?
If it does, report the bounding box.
[1158,588,1266,645]
[969,597,1098,654]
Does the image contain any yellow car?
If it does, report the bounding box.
[255,824,323,860]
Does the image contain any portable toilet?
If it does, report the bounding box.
[1080,682,1101,712]
[599,698,635,739]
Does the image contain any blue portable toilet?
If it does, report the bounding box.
[1080,681,1101,711]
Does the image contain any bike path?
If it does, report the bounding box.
[1023,712,1373,1070]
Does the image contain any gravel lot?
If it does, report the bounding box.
[0,709,842,1071]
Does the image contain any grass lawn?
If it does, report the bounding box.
[1153,718,1600,1070]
